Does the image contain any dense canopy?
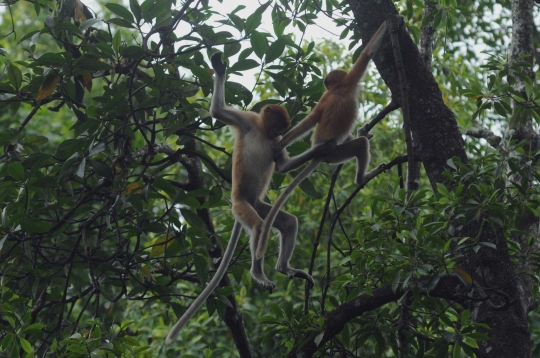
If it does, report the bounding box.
[0,0,540,357]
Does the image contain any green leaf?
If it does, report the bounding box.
[468,333,490,340]
[462,336,479,349]
[34,0,41,16]
[105,3,134,23]
[79,18,102,32]
[20,219,51,233]
[479,241,497,250]
[493,101,507,116]
[150,234,173,257]
[250,31,267,59]
[391,270,401,293]
[75,60,114,72]
[21,323,45,335]
[314,332,324,347]
[224,42,242,57]
[460,309,470,326]
[265,38,286,63]
[8,64,23,90]
[121,45,145,58]
[153,177,177,197]
[129,0,142,23]
[421,8,437,27]
[439,313,454,327]
[8,162,25,181]
[190,66,213,83]
[88,142,106,157]
[88,160,113,178]
[299,177,318,198]
[229,59,260,72]
[436,183,451,197]
[19,338,33,354]
[0,235,7,251]
[193,252,209,284]
[1,334,14,351]
[54,21,83,35]
[75,157,86,178]
[227,13,244,31]
[374,331,386,356]
[245,12,262,34]
[112,31,121,53]
[181,209,207,229]
[453,341,461,358]
[18,30,40,44]
[109,18,136,29]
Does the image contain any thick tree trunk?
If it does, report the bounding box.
[347,0,467,188]
[345,1,532,357]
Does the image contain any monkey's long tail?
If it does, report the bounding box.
[256,159,322,260]
[165,220,242,343]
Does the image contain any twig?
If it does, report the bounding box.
[357,100,400,137]
[465,127,502,148]
[387,15,416,195]
[397,291,412,356]
[304,165,342,313]
[18,105,41,134]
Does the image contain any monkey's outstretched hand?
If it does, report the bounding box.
[211,52,227,75]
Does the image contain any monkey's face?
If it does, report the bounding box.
[262,105,291,139]
[324,70,347,90]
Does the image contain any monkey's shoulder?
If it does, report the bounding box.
[232,111,261,133]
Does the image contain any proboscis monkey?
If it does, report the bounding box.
[165,52,332,343]
[256,21,389,260]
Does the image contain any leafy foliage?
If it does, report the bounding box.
[0,0,539,357]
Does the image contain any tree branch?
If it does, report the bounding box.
[465,127,502,148]
[287,276,466,357]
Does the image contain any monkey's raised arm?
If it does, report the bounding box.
[210,53,256,130]
[341,21,387,89]
[277,109,321,150]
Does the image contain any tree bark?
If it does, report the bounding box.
[290,1,533,357]
[347,0,467,188]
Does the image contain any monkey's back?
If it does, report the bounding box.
[311,89,358,144]
[231,127,275,204]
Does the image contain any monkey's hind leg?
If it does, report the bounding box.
[233,200,276,292]
[250,230,276,293]
[323,137,371,185]
[255,201,314,288]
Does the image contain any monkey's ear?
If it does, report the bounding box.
[264,106,272,113]
[211,52,227,75]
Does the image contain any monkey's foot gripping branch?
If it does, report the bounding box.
[358,162,388,185]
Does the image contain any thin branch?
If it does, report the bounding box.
[397,291,412,356]
[18,105,41,134]
[419,0,436,68]
[286,276,467,358]
[357,100,400,136]
[333,155,408,220]
[465,127,502,148]
[304,165,342,313]
[387,15,416,195]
